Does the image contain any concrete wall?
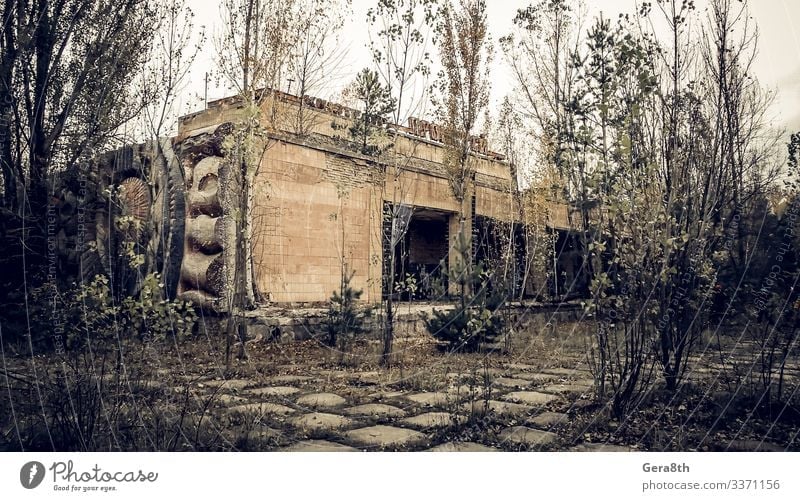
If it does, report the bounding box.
[251,141,381,303]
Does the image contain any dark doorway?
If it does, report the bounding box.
[382,204,449,300]
[550,229,589,299]
[473,215,527,299]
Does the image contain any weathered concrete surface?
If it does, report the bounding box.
[499,426,559,447]
[237,428,283,447]
[401,412,465,429]
[368,390,407,400]
[406,392,459,407]
[462,400,533,418]
[513,373,559,383]
[229,402,296,416]
[282,440,359,452]
[199,379,252,392]
[289,412,354,432]
[296,393,347,408]
[506,363,538,371]
[540,367,587,377]
[540,383,593,396]
[493,377,532,388]
[344,425,428,449]
[527,412,568,428]
[269,375,315,384]
[502,391,560,406]
[247,386,301,397]
[342,404,407,418]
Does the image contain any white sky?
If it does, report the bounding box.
[182,0,800,134]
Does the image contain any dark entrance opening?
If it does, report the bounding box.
[382,204,449,300]
[550,229,590,300]
[473,215,527,299]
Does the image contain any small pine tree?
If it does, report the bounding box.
[326,266,371,353]
[340,68,396,155]
[423,230,506,352]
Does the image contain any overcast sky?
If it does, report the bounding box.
[183,0,800,134]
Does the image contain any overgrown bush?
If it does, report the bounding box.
[734,136,800,406]
[119,273,197,342]
[1,350,234,451]
[0,273,208,451]
[424,298,504,353]
[23,272,197,352]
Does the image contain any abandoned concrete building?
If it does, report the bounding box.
[171,90,585,309]
[50,90,584,312]
[177,92,508,307]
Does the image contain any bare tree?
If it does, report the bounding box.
[561,13,664,416]
[640,0,780,393]
[500,0,585,189]
[285,0,350,136]
[136,1,205,293]
[697,0,786,405]
[0,1,159,216]
[217,0,297,102]
[433,0,492,303]
[366,0,438,367]
[494,96,557,302]
[215,0,298,363]
[140,1,204,140]
[553,0,783,418]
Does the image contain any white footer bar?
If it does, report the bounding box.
[2,452,798,500]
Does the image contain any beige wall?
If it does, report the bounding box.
[251,141,381,303]
[386,169,460,214]
[476,184,516,222]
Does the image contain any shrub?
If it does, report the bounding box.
[424,231,506,352]
[424,299,504,353]
[325,267,372,354]
[119,273,197,343]
[25,272,197,352]
[2,273,204,451]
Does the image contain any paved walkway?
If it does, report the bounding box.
[191,363,617,451]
